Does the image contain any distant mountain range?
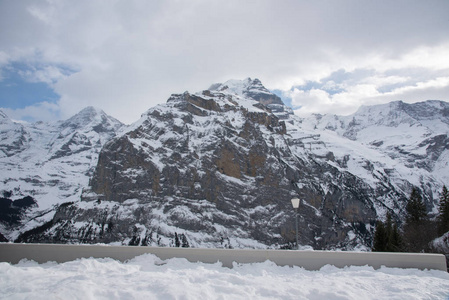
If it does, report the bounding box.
[1,78,448,250]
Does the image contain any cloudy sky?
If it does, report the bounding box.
[1,0,449,124]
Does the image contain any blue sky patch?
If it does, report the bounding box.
[0,68,60,108]
[0,62,77,109]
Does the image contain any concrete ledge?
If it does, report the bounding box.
[0,243,446,271]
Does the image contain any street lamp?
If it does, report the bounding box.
[291,198,300,250]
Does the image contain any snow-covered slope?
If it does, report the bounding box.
[0,254,449,300]
[300,100,449,211]
[2,254,449,299]
[0,110,31,158]
[1,79,448,250]
[0,107,123,239]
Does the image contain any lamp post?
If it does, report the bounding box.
[291,198,300,250]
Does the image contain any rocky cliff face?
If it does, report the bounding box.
[3,79,449,250]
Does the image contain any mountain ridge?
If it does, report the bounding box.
[1,79,448,250]
[0,106,124,240]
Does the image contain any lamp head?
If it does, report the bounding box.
[291,198,300,209]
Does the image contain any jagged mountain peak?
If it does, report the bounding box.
[309,100,449,138]
[78,106,105,116]
[355,100,449,119]
[348,100,449,135]
[60,106,123,133]
[349,101,418,127]
[209,78,284,106]
[397,100,449,124]
[0,106,126,215]
[159,78,289,121]
[48,107,125,160]
[4,77,449,250]
[0,109,9,119]
[209,77,266,94]
[0,109,29,158]
[0,109,13,124]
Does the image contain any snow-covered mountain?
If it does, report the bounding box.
[302,100,449,186]
[1,79,448,250]
[0,107,123,240]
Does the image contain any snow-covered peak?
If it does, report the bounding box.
[355,100,449,121]
[160,78,287,118]
[351,100,449,134]
[0,109,29,158]
[305,100,449,137]
[209,78,284,105]
[350,101,417,128]
[60,106,123,133]
[61,106,105,128]
[209,78,265,95]
[0,110,12,125]
[0,106,126,211]
[397,100,449,120]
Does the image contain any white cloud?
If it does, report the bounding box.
[3,101,61,123]
[1,0,449,123]
[291,73,449,117]
[18,65,70,84]
[291,86,373,116]
[376,44,449,71]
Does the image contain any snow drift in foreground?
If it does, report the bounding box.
[1,254,448,300]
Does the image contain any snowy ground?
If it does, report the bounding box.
[1,254,448,299]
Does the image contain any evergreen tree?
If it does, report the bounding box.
[174,232,180,247]
[181,233,190,248]
[385,212,392,234]
[386,223,404,252]
[384,213,394,251]
[402,188,435,252]
[373,220,387,251]
[372,212,404,252]
[405,188,427,224]
[437,185,449,235]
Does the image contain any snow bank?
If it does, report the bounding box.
[1,254,448,300]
